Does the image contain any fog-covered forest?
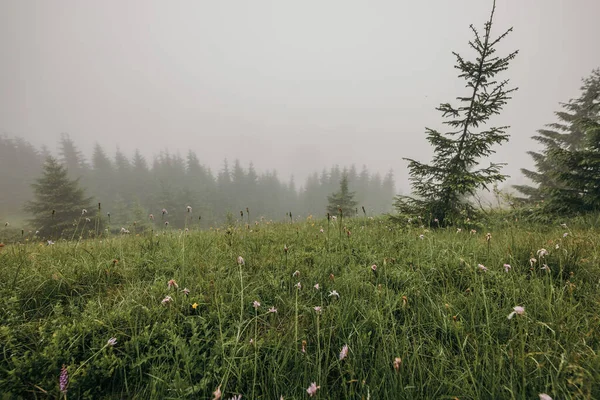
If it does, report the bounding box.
[0,134,395,228]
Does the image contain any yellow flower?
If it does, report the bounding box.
[192,303,198,310]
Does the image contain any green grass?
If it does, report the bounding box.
[1,215,599,399]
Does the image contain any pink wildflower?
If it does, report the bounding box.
[508,306,525,320]
[252,300,261,309]
[237,256,245,265]
[268,306,277,313]
[339,344,349,361]
[167,279,178,289]
[59,364,69,394]
[539,394,552,400]
[503,263,512,272]
[314,283,320,290]
[107,337,117,347]
[306,382,320,397]
[182,288,190,295]
[295,282,302,290]
[213,385,222,400]
[313,306,322,314]
[371,264,377,272]
[161,296,173,305]
[393,357,402,372]
[478,264,488,272]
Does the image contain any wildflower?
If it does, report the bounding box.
[162,208,168,215]
[47,240,55,245]
[563,232,568,238]
[339,344,349,361]
[237,256,245,265]
[82,209,87,215]
[192,303,198,309]
[306,382,320,397]
[402,296,408,306]
[486,232,492,242]
[228,395,242,400]
[470,229,477,234]
[319,228,324,233]
[555,243,560,249]
[107,337,117,347]
[314,283,320,290]
[292,270,300,277]
[268,306,277,313]
[371,264,377,272]
[503,263,512,273]
[149,213,154,220]
[213,385,222,400]
[295,282,302,290]
[393,357,402,372]
[182,288,190,295]
[529,257,537,266]
[456,228,462,233]
[507,306,525,320]
[85,218,91,222]
[331,215,337,220]
[541,264,551,271]
[59,364,69,394]
[313,306,322,314]
[284,245,288,253]
[539,394,552,400]
[328,290,340,298]
[4,222,9,227]
[187,205,192,213]
[478,264,488,272]
[329,273,335,281]
[419,234,424,240]
[301,340,307,353]
[252,300,261,309]
[560,223,567,228]
[167,279,178,289]
[165,221,169,226]
[434,218,439,223]
[249,338,254,345]
[161,296,173,305]
[537,248,549,257]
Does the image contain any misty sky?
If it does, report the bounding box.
[1,1,599,192]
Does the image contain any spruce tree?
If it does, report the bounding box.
[394,0,517,226]
[540,76,600,214]
[25,156,94,238]
[327,175,358,217]
[514,69,600,202]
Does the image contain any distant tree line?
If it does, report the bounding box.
[0,135,395,229]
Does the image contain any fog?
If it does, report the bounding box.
[1,0,599,192]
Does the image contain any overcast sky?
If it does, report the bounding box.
[1,1,599,192]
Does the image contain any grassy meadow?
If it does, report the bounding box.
[1,214,599,399]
